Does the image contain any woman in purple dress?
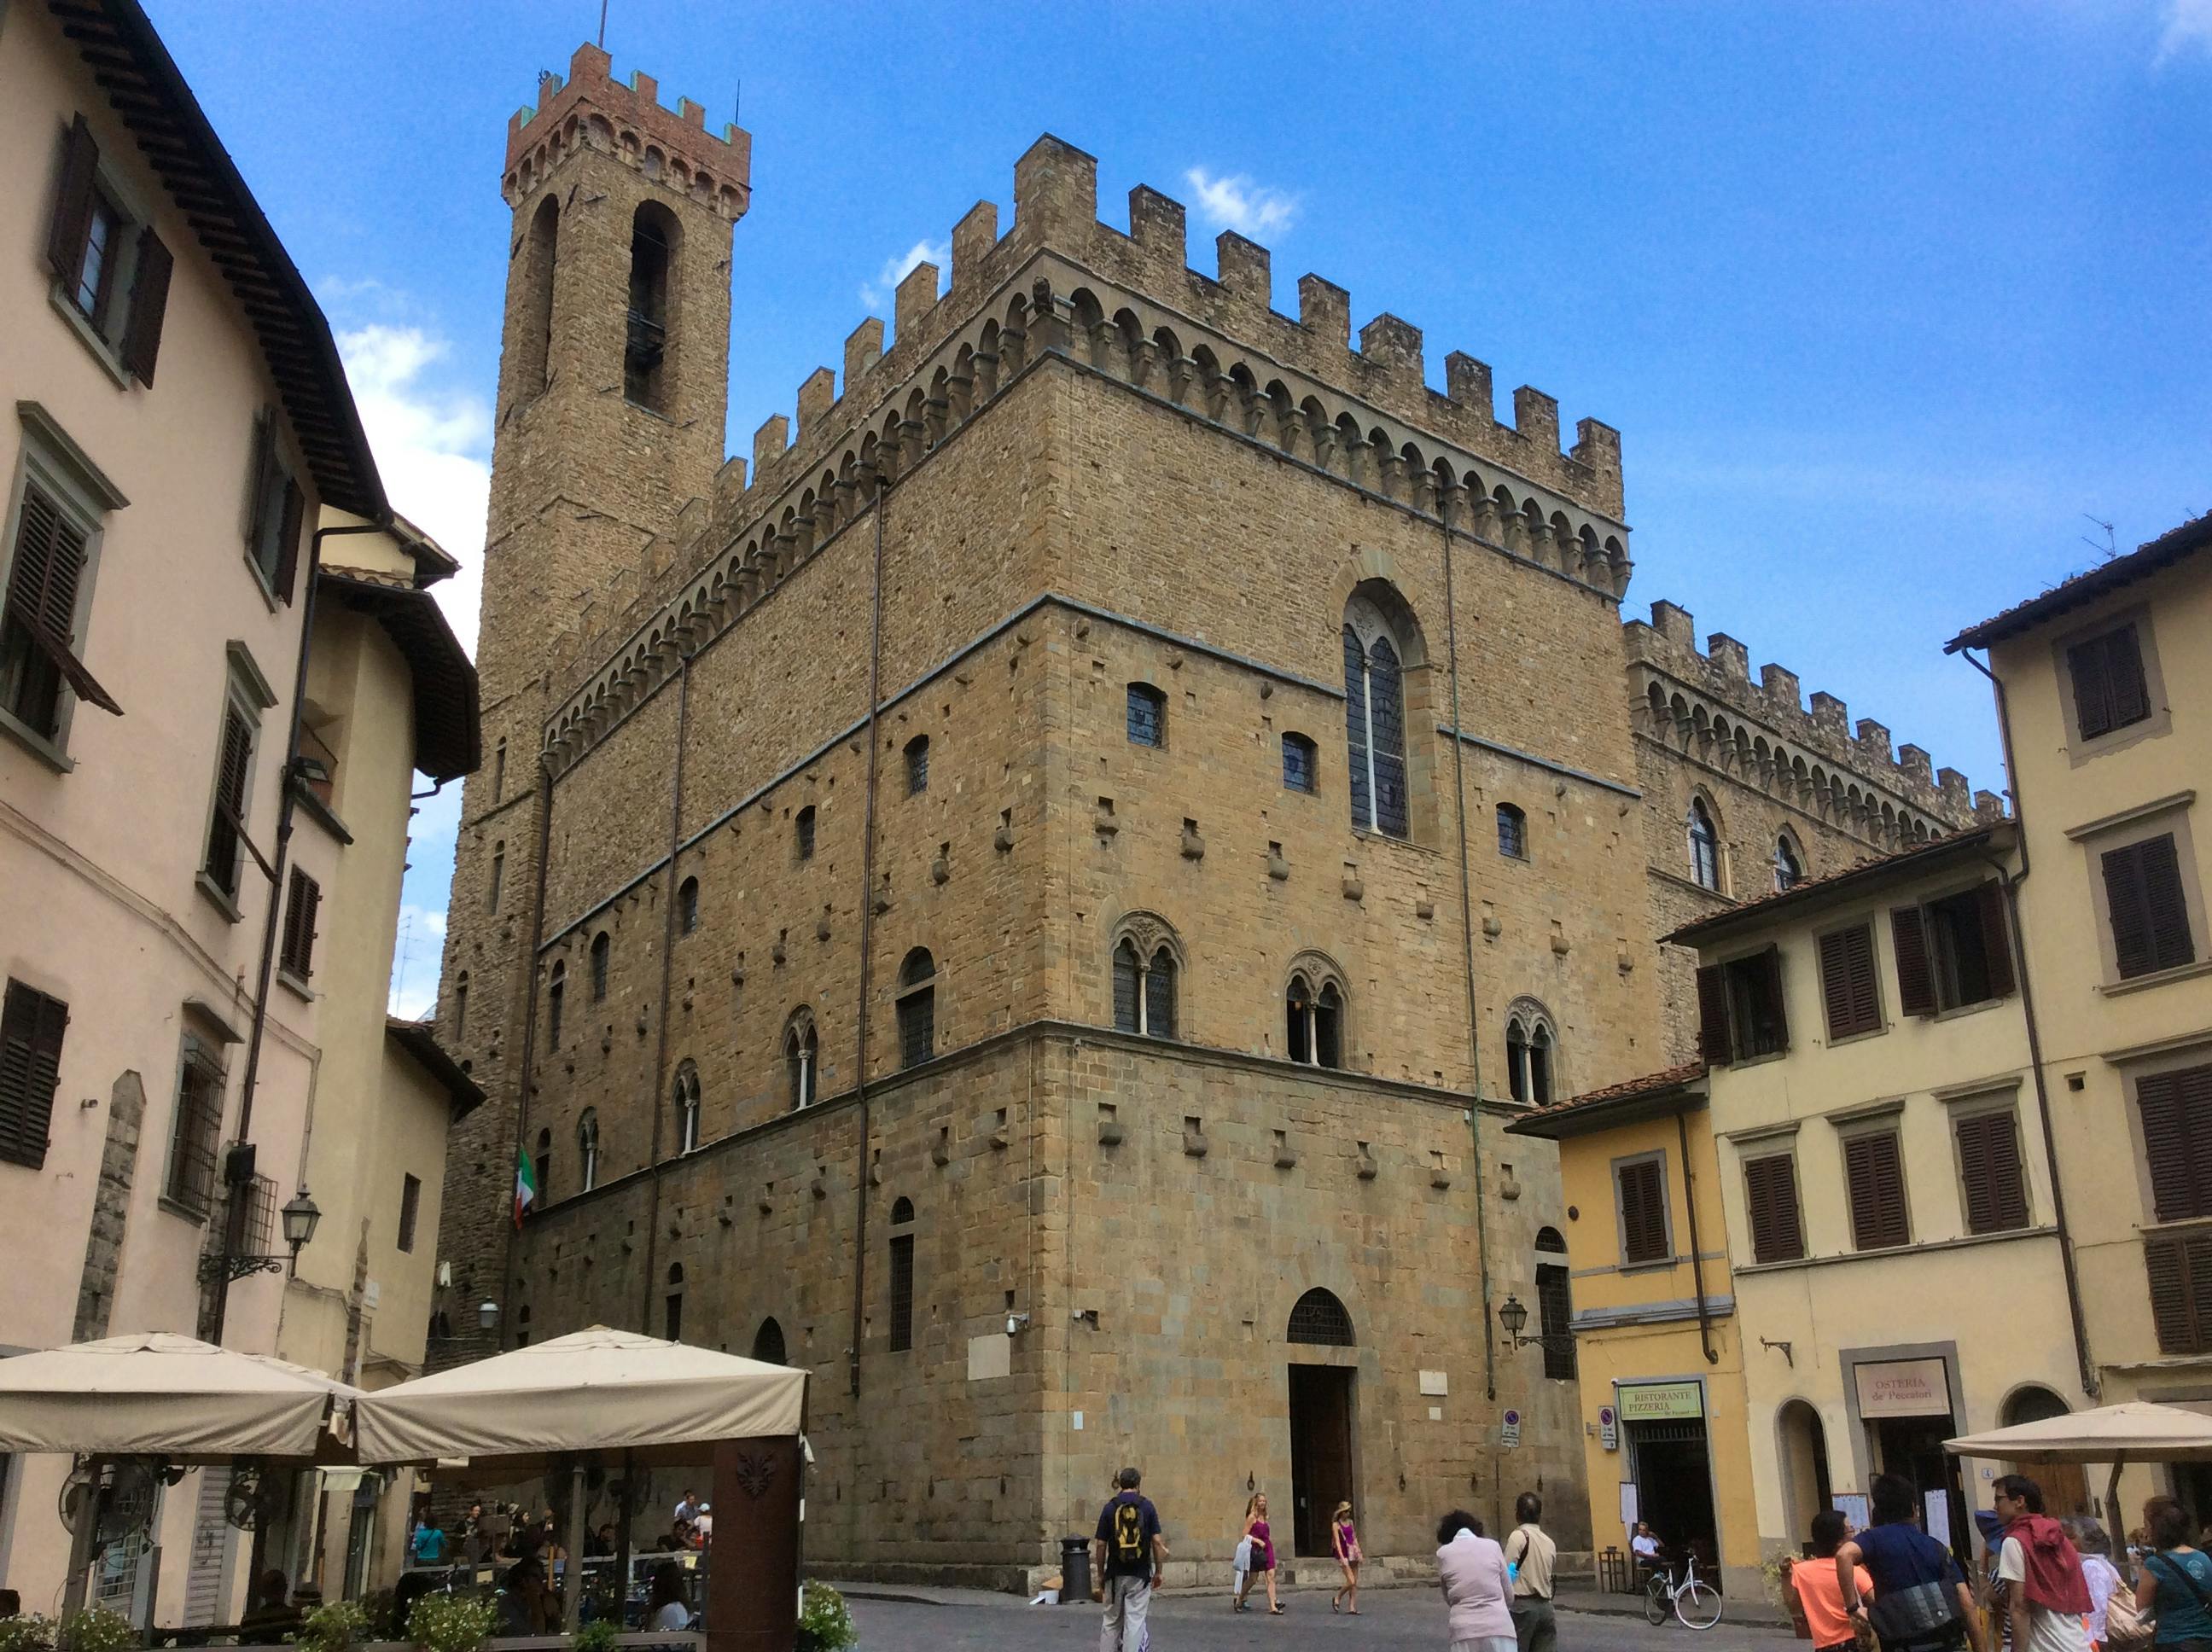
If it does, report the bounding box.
[1235,1492,1283,1614]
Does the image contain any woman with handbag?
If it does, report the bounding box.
[2067,1520,2131,1651]
[2131,1501,2212,1652]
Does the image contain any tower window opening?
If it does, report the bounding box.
[625,206,674,412]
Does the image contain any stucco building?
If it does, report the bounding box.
[1948,515,2212,1524]
[0,0,477,1616]
[430,43,1982,1586]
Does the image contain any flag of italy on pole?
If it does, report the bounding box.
[515,1147,538,1228]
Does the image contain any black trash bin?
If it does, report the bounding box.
[1060,1535,1091,1604]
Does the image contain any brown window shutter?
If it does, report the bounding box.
[5,485,120,716]
[2139,1067,2212,1224]
[273,479,306,604]
[1819,923,1880,1039]
[1759,945,1790,1054]
[1695,963,1733,1065]
[2105,627,2151,726]
[1976,883,2017,998]
[2104,838,2192,980]
[1845,1131,1909,1249]
[2069,634,2115,740]
[120,228,173,386]
[1743,1153,1803,1263]
[206,707,251,892]
[0,980,68,1170]
[1618,1158,1668,1264]
[1891,905,1936,1016]
[293,874,320,978]
[1957,1111,2029,1234]
[244,410,276,549]
[2145,1231,2212,1356]
[45,114,101,282]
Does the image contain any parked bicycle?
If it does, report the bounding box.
[1643,1552,1724,1629]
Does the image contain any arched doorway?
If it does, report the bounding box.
[1286,1288,1358,1559]
[1778,1401,1833,1551]
[2003,1387,2088,1515]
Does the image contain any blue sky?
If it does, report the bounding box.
[140,1,2212,1017]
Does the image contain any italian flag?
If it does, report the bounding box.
[515,1148,538,1228]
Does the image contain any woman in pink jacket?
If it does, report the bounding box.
[1436,1511,1517,1652]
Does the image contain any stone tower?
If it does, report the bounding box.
[434,45,749,1365]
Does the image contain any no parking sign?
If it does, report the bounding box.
[1502,1408,1522,1448]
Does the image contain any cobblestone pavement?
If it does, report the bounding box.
[841,1586,1794,1651]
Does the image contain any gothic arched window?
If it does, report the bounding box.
[672,1062,701,1155]
[1343,596,1411,839]
[590,931,610,1001]
[1506,1003,1559,1106]
[1285,962,1346,1068]
[1773,835,1803,893]
[1688,796,1722,891]
[577,1108,599,1192]
[784,1009,818,1109]
[678,875,701,934]
[751,1318,787,1365]
[1109,916,1182,1039]
[896,949,937,1068]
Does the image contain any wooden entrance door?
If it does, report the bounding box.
[1289,1364,1355,1558]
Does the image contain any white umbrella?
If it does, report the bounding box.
[0,1330,359,1460]
[352,1325,804,1468]
[1947,1400,2212,1528]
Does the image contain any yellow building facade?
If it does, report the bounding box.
[1950,515,2212,1523]
[1508,1067,1762,1597]
[1664,822,2100,1570]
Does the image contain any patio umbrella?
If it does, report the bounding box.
[0,1330,360,1460]
[1946,1400,2212,1531]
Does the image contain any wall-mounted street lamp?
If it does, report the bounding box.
[479,1300,500,1331]
[1493,1294,1569,1355]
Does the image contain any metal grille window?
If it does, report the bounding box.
[397,1172,422,1254]
[1535,1260,1575,1380]
[0,978,69,1170]
[1282,732,1316,794]
[1126,683,1165,747]
[905,735,930,795]
[279,869,320,981]
[166,1036,226,1218]
[1343,608,1410,839]
[888,1204,916,1353]
[1287,1288,1355,1346]
[896,949,936,1069]
[1497,804,1527,860]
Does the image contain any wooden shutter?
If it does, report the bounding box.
[1844,1131,1909,1249]
[272,479,305,604]
[6,484,121,715]
[1956,1110,2029,1233]
[120,227,173,385]
[1891,905,1936,1016]
[45,115,100,281]
[282,869,320,980]
[1756,945,1790,1054]
[1617,1157,1669,1264]
[2138,1067,2212,1224]
[2145,1230,2212,1356]
[2069,634,2116,740]
[1695,963,1733,1064]
[2104,837,2196,980]
[206,707,251,893]
[1819,924,1881,1039]
[2105,627,2151,727]
[1743,1153,1804,1263]
[0,980,68,1171]
[1976,883,2017,998]
[243,410,276,550]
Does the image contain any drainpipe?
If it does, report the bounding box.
[213,518,385,1344]
[847,464,891,1399]
[1675,1106,1718,1365]
[1437,487,1499,1416]
[1961,648,2098,1399]
[496,758,556,1355]
[639,649,694,1331]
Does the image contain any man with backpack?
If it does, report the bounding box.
[1839,1473,1986,1652]
[1093,1466,1168,1652]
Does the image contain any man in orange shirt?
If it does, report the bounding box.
[1797,1511,1876,1652]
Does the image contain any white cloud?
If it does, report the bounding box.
[1183,167,1300,240]
[334,323,492,655]
[859,239,950,311]
[2158,0,2212,61]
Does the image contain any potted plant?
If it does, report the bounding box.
[405,1593,498,1652]
[794,1584,854,1652]
[297,1600,372,1652]
[0,1613,56,1652]
[55,1608,137,1652]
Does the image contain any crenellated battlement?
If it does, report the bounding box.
[1626,599,1995,841]
[502,43,750,218]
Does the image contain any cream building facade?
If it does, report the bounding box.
[0,0,476,1616]
[1663,822,2100,1566]
[1949,515,2212,1524]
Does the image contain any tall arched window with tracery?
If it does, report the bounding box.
[1505,1002,1558,1106]
[1773,835,1803,893]
[1285,957,1347,1068]
[784,1009,818,1110]
[673,1062,701,1155]
[577,1108,599,1192]
[1109,915,1181,1039]
[1343,595,1411,839]
[1688,796,1722,891]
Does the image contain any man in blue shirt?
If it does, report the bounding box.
[1092,1466,1167,1652]
[410,1519,446,1565]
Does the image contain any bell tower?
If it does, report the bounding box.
[433,46,749,1368]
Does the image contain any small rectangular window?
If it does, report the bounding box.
[1891,885,2014,1014]
[1742,1152,1805,1263]
[166,1035,226,1218]
[1126,683,1165,747]
[1,471,121,740]
[795,806,817,862]
[242,410,305,604]
[0,979,70,1170]
[905,735,929,795]
[45,115,174,382]
[397,1172,422,1254]
[2069,624,2151,742]
[1695,947,1789,1065]
[2135,1063,2212,1224]
[280,868,320,981]
[1615,1155,1669,1265]
[1282,732,1316,793]
[1535,1261,1575,1379]
[1817,923,1882,1040]
[888,1231,915,1352]
[1953,1108,2029,1234]
[1843,1129,1909,1251]
[2103,834,2196,980]
[1497,804,1527,860]
[201,700,256,903]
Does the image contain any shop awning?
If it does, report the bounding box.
[1945,1400,2212,1463]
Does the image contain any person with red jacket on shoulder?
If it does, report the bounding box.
[1994,1475,2092,1652]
